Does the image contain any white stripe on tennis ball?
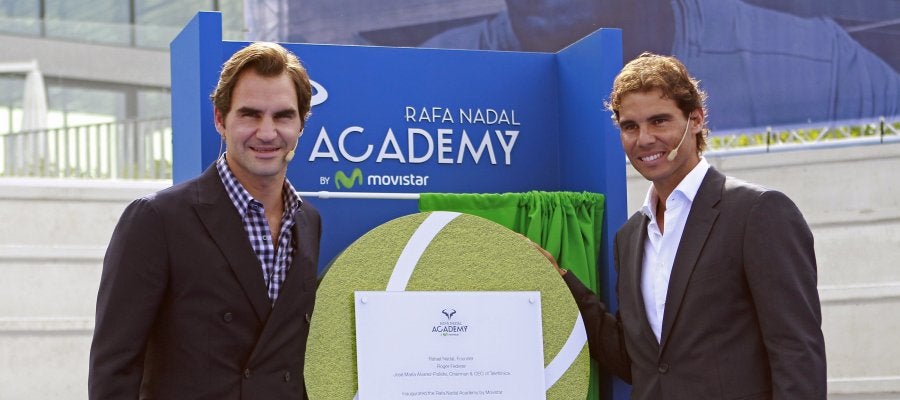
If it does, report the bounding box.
[386,211,461,291]
[545,313,587,389]
[353,211,587,399]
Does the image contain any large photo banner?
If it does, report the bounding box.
[244,0,900,133]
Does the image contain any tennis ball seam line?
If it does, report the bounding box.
[386,211,462,291]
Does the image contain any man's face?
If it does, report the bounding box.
[616,88,702,194]
[215,69,303,187]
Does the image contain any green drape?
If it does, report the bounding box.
[419,191,604,400]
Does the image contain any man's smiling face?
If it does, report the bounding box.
[215,69,303,187]
[617,88,702,196]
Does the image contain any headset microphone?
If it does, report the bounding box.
[285,140,299,162]
[667,117,692,162]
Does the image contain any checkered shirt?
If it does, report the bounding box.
[217,156,302,305]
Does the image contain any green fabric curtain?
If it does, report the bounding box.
[419,191,604,400]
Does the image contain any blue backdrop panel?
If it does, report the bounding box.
[170,12,222,183]
[557,30,629,400]
[171,12,628,399]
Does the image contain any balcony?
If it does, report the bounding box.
[1,117,171,180]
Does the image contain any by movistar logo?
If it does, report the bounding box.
[329,168,431,190]
[334,168,363,189]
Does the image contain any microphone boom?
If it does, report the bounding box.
[667,118,691,162]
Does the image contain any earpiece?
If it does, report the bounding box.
[285,136,299,162]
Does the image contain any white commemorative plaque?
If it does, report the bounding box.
[354,291,546,400]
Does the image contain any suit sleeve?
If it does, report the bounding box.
[743,190,827,399]
[563,267,632,383]
[88,198,170,399]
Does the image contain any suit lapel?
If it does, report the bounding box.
[286,205,320,291]
[263,206,317,319]
[623,214,661,351]
[193,165,272,324]
[658,168,724,353]
[246,205,318,363]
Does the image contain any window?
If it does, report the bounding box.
[0,0,40,36]
[44,0,130,45]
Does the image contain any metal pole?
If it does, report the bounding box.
[296,191,421,200]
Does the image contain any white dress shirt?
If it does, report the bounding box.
[639,158,710,342]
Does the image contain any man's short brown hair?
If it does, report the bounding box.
[606,52,709,153]
[211,42,312,126]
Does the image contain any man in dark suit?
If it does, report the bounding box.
[89,42,321,399]
[543,53,826,399]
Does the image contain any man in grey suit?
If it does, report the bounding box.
[543,53,826,399]
[89,42,321,399]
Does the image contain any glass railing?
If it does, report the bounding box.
[1,117,171,180]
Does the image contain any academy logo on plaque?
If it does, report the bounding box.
[442,308,456,320]
[432,307,468,337]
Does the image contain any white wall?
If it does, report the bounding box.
[0,33,169,87]
[1,142,898,399]
[0,178,168,399]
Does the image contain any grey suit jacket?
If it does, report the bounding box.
[566,167,826,399]
[89,164,321,400]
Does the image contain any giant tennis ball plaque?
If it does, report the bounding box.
[305,211,589,399]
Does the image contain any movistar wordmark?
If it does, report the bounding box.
[332,168,429,190]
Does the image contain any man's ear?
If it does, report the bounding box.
[690,108,706,133]
[213,107,226,135]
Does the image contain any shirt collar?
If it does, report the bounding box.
[640,157,711,218]
[282,178,302,215]
[216,155,302,217]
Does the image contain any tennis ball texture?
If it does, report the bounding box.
[304,212,589,399]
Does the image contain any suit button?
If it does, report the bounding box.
[658,362,669,373]
[244,368,251,379]
[223,312,233,323]
[305,313,311,324]
[283,371,291,382]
